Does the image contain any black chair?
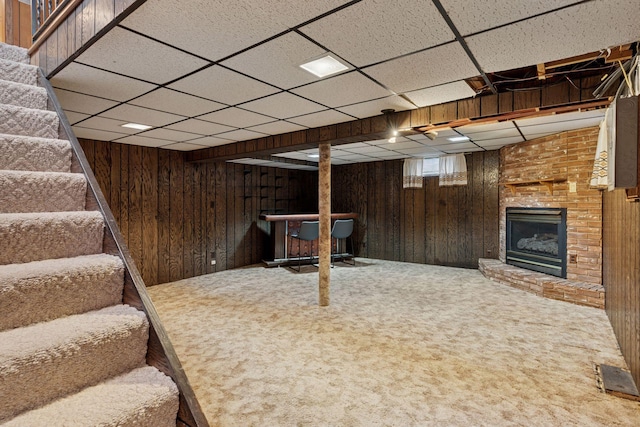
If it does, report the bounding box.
[331,219,355,266]
[289,221,319,271]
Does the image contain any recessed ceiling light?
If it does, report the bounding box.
[307,154,320,158]
[300,55,349,78]
[121,123,152,131]
[448,136,470,142]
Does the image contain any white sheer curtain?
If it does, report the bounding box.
[403,158,423,188]
[439,154,467,186]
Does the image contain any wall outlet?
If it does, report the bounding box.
[569,182,577,193]
[211,259,216,265]
[569,254,577,263]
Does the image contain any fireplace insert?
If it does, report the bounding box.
[506,207,567,278]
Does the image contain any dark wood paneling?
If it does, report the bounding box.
[332,151,500,268]
[80,140,317,285]
[603,189,640,388]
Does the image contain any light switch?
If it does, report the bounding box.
[569,182,577,193]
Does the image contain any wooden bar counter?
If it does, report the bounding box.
[259,212,358,266]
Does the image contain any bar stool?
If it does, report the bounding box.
[289,221,319,272]
[331,219,355,266]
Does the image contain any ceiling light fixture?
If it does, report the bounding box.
[300,54,349,78]
[448,136,470,142]
[307,154,320,158]
[121,123,152,131]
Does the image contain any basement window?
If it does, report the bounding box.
[422,158,439,177]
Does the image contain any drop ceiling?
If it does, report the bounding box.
[50,0,639,168]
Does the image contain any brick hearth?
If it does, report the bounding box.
[479,258,604,309]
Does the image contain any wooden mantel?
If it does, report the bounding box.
[501,178,567,195]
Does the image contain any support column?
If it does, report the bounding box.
[318,142,331,306]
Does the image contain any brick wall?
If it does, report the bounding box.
[499,127,602,285]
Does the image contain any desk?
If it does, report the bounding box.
[259,213,358,266]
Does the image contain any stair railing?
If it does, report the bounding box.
[38,68,210,427]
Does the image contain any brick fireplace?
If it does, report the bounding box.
[480,126,605,308]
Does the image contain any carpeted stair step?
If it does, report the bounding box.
[0,304,149,422]
[0,58,38,86]
[0,103,59,139]
[0,170,87,213]
[0,42,29,64]
[0,254,125,332]
[0,133,72,172]
[0,79,48,110]
[2,365,179,427]
[0,211,104,265]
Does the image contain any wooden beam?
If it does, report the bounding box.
[318,142,331,307]
[545,50,603,69]
[605,44,634,64]
[537,63,546,80]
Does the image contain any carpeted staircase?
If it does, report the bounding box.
[0,43,179,425]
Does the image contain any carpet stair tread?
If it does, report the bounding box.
[0,169,87,213]
[2,365,179,427]
[0,133,72,172]
[0,103,59,139]
[0,79,48,110]
[0,254,125,332]
[0,210,105,265]
[0,304,149,422]
[0,58,38,86]
[0,43,29,64]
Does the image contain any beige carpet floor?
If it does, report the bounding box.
[148,259,640,426]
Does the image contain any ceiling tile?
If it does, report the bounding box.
[166,119,235,135]
[519,117,602,138]
[514,109,605,127]
[397,146,445,156]
[76,27,207,84]
[475,136,524,148]
[287,110,354,128]
[51,62,157,102]
[122,0,352,62]
[240,92,325,119]
[385,140,425,150]
[72,127,128,141]
[188,136,235,147]
[116,135,172,148]
[137,128,201,142]
[54,89,119,115]
[336,96,416,119]
[363,43,478,94]
[169,65,279,105]
[160,142,208,151]
[199,108,274,128]
[441,0,577,36]
[300,0,454,67]
[465,128,521,141]
[466,1,640,72]
[246,120,307,135]
[222,32,326,89]
[404,81,476,107]
[73,116,141,134]
[101,104,185,127]
[345,146,391,154]
[216,129,269,142]
[457,120,517,134]
[442,146,485,153]
[65,111,91,125]
[431,142,479,151]
[130,88,227,117]
[291,71,392,108]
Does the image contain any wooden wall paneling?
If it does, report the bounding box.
[498,92,513,114]
[94,0,114,33]
[374,161,387,259]
[225,163,236,269]
[242,165,253,266]
[115,0,136,15]
[1,0,6,44]
[513,89,541,110]
[45,27,57,78]
[471,152,485,265]
[74,2,83,51]
[118,143,129,243]
[127,145,143,277]
[214,162,227,272]
[459,154,473,266]
[57,18,67,62]
[141,147,158,285]
[157,149,171,284]
[81,0,95,45]
[398,167,408,261]
[191,162,203,277]
[235,164,247,267]
[94,140,111,202]
[182,161,195,278]
[388,160,401,261]
[481,94,499,117]
[81,138,95,168]
[18,0,31,48]
[483,151,499,258]
[423,177,436,264]
[66,8,76,54]
[445,185,459,265]
[9,0,18,45]
[366,162,379,258]
[434,178,448,265]
[542,80,570,106]
[168,150,183,281]
[109,142,120,224]
[412,172,426,264]
[457,98,481,120]
[355,163,368,257]
[251,163,261,264]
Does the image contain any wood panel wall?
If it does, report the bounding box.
[603,189,640,387]
[79,139,318,286]
[2,0,32,48]
[332,151,500,268]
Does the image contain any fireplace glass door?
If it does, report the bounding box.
[506,208,567,278]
